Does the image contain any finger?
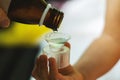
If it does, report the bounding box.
[32,55,48,80]
[64,42,70,49]
[49,58,67,80]
[32,58,40,79]
[49,57,59,80]
[0,8,10,28]
[38,55,48,80]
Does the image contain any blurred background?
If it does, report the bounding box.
[32,0,120,80]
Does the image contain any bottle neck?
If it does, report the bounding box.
[44,7,64,31]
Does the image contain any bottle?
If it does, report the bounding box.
[8,0,64,30]
[43,31,70,69]
[0,0,64,46]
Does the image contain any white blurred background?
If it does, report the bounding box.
[31,0,120,80]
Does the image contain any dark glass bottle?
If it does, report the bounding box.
[8,0,64,31]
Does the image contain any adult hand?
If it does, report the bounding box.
[32,55,83,80]
[0,8,10,28]
[32,43,84,80]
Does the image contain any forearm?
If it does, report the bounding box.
[74,35,120,80]
[104,0,120,42]
[74,0,120,79]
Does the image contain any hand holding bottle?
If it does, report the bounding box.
[0,8,10,28]
[32,43,84,80]
[0,0,10,28]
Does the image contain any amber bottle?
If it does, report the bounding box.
[8,0,64,31]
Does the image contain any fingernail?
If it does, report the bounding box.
[0,19,10,28]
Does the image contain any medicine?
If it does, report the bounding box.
[43,31,71,69]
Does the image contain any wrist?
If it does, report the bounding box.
[73,65,85,80]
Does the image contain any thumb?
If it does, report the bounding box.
[0,8,10,28]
